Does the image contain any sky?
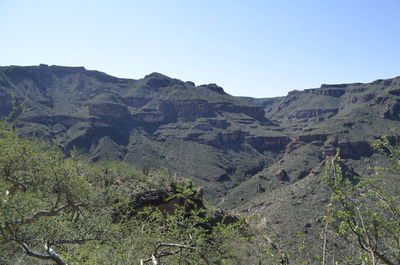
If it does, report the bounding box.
[0,0,399,98]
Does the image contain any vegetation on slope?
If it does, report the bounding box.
[322,140,400,265]
[1,66,400,264]
[0,118,252,264]
[0,65,276,205]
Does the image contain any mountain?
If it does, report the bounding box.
[234,77,400,252]
[0,64,281,203]
[1,64,400,252]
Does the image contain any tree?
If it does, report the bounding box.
[323,140,400,265]
[0,120,112,264]
[0,118,252,264]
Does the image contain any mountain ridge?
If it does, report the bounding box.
[0,64,278,203]
[1,65,400,253]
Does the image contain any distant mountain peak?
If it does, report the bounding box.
[144,72,170,79]
[199,83,226,95]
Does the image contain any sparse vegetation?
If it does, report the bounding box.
[322,140,400,265]
[0,119,252,264]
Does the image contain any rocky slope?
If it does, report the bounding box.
[0,65,283,202]
[1,65,400,252]
[231,77,400,253]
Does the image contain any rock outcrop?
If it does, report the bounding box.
[89,103,129,118]
[246,135,291,152]
[159,100,215,121]
[338,141,373,159]
[290,109,338,119]
[304,87,346,97]
[383,102,400,120]
[276,169,290,182]
[298,134,328,143]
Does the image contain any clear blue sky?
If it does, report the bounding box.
[1,0,399,97]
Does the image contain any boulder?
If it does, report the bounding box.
[276,169,290,182]
[215,173,231,182]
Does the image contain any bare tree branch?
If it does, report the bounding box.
[21,242,68,265]
[8,202,82,228]
[140,243,195,265]
[6,177,27,194]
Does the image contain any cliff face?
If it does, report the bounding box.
[230,76,400,251]
[1,65,399,189]
[1,65,400,248]
[0,65,278,203]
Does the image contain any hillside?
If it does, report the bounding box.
[232,77,400,255]
[0,118,251,264]
[1,65,400,258]
[0,64,283,203]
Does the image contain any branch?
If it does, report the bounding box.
[21,243,53,260]
[154,243,194,253]
[21,242,68,265]
[6,177,27,194]
[140,243,195,265]
[54,191,61,209]
[322,222,328,265]
[9,202,82,228]
[22,204,69,225]
[46,243,68,265]
[373,250,396,265]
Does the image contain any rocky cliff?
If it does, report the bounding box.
[1,65,400,251]
[0,65,279,202]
